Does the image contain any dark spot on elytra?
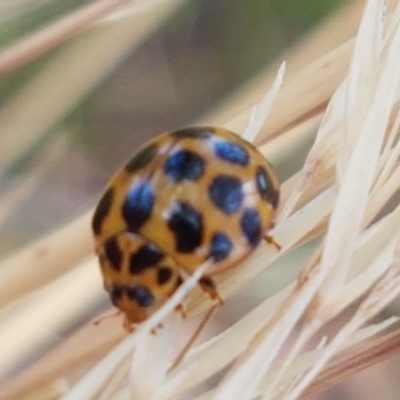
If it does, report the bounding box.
[171,127,213,139]
[240,208,262,247]
[122,181,154,232]
[209,232,232,261]
[209,175,243,215]
[157,267,173,285]
[125,143,158,173]
[129,243,164,274]
[127,286,154,308]
[92,188,114,235]
[164,150,205,182]
[110,285,123,307]
[175,276,184,289]
[167,202,203,253]
[256,166,279,208]
[104,237,122,271]
[213,140,249,166]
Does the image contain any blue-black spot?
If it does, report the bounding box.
[175,276,184,289]
[164,150,205,182]
[209,232,232,261]
[125,143,158,173]
[167,202,203,253]
[209,175,243,215]
[122,181,154,232]
[104,237,122,271]
[110,285,123,307]
[157,267,173,285]
[129,243,164,274]
[92,188,113,235]
[213,140,249,166]
[127,286,154,308]
[240,208,262,247]
[172,127,212,139]
[256,166,279,208]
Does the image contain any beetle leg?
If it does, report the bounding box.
[264,234,281,251]
[199,277,224,305]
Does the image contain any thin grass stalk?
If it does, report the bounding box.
[0,0,130,77]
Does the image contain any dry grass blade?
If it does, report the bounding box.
[64,260,212,399]
[242,62,286,143]
[320,0,392,295]
[0,0,130,77]
[0,259,102,380]
[256,317,399,400]
[189,1,400,399]
[289,238,400,399]
[0,313,127,400]
[301,326,400,398]
[338,0,384,175]
[0,212,93,308]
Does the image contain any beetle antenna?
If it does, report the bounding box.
[168,304,218,372]
[93,309,122,327]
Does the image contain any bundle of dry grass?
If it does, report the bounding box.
[2,0,400,399]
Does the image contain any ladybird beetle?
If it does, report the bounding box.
[92,127,280,328]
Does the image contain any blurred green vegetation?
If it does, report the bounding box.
[0,0,90,48]
[0,1,91,96]
[158,0,344,111]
